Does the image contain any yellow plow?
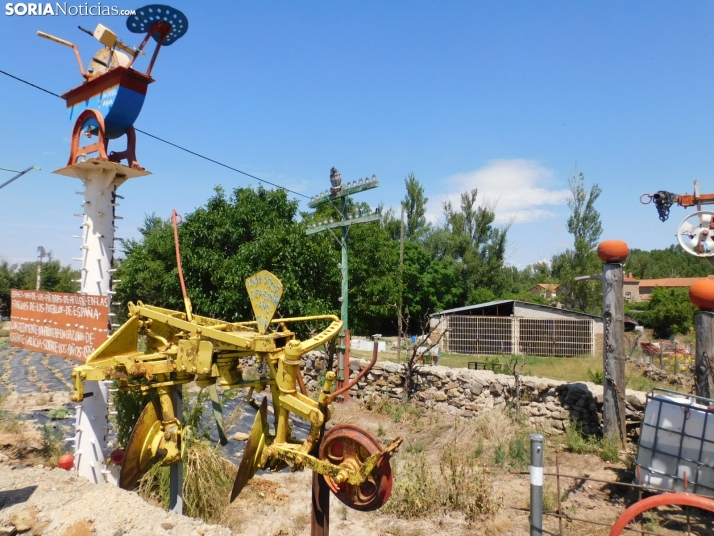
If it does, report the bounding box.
[71,270,401,510]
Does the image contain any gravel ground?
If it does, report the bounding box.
[0,458,233,536]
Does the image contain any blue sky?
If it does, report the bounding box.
[2,1,714,269]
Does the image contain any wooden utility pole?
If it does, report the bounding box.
[689,280,714,400]
[397,206,405,363]
[577,240,628,447]
[602,261,627,447]
[307,168,380,400]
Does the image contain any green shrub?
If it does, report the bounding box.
[404,439,424,454]
[493,444,506,466]
[138,390,236,523]
[564,422,621,463]
[439,440,501,520]
[507,434,529,469]
[40,424,66,464]
[113,379,154,449]
[599,435,621,463]
[563,422,600,455]
[48,407,70,420]
[383,454,439,518]
[586,368,603,384]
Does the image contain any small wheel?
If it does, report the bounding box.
[677,211,714,257]
[319,424,393,511]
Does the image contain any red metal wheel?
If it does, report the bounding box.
[609,492,714,536]
[319,424,393,511]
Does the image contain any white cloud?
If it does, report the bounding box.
[428,159,570,225]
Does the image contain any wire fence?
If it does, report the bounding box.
[437,315,594,357]
[512,454,714,535]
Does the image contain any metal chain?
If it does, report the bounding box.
[652,191,677,222]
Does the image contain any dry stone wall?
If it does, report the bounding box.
[300,352,646,440]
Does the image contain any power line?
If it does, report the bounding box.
[0,68,309,199]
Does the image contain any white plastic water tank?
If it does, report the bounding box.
[636,391,714,496]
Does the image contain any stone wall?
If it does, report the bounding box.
[300,352,646,440]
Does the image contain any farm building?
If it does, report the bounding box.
[430,300,604,357]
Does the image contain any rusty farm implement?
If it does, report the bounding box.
[69,269,401,510]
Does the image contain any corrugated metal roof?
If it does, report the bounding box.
[432,300,513,316]
[431,300,603,320]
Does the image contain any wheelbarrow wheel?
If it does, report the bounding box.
[68,109,109,166]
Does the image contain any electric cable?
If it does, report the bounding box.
[0,68,309,199]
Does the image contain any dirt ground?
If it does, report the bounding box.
[1,344,713,535]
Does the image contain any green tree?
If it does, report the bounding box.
[116,186,340,331]
[552,172,603,314]
[566,172,602,248]
[625,246,714,279]
[426,189,510,302]
[402,173,430,242]
[0,260,16,317]
[0,259,78,317]
[635,287,696,338]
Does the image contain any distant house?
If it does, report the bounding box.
[623,273,640,302]
[527,283,558,299]
[637,275,714,301]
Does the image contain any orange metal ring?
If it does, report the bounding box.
[609,492,714,536]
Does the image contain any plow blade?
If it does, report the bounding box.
[230,397,270,502]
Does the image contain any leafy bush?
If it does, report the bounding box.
[113,379,154,449]
[40,424,66,464]
[632,287,696,338]
[47,407,70,420]
[563,422,621,463]
[586,368,604,384]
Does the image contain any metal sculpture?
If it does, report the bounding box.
[38,4,188,169]
[70,269,401,509]
[38,6,188,484]
[641,182,714,266]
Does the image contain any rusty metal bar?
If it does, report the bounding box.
[510,471,681,493]
[556,455,563,536]
[311,472,329,536]
[510,508,661,535]
[328,340,377,403]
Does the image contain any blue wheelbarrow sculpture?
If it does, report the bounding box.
[38,5,188,170]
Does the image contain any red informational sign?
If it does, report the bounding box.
[9,289,109,361]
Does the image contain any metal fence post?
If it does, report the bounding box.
[169,386,183,514]
[530,434,544,536]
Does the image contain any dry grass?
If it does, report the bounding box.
[383,406,535,523]
[138,440,237,523]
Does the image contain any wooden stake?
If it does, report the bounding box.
[694,311,714,400]
[602,262,627,447]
